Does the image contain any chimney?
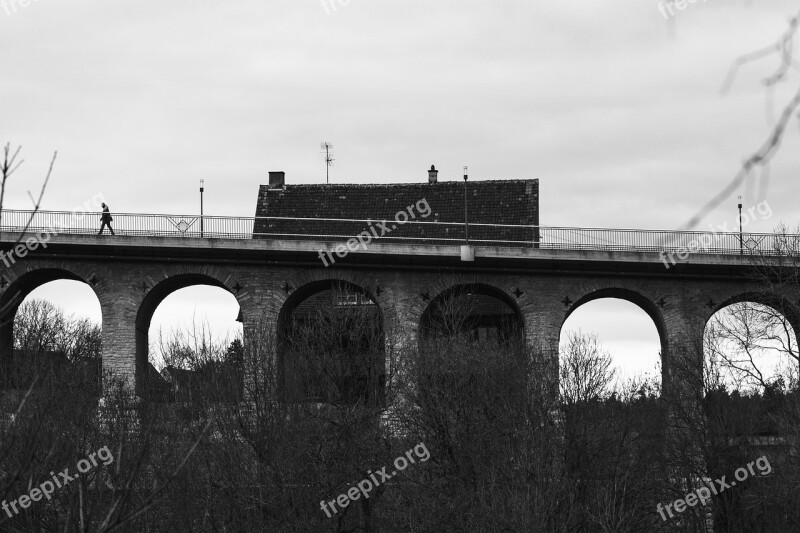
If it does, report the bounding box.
[269,171,285,189]
[428,165,438,184]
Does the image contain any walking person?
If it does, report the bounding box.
[98,202,115,235]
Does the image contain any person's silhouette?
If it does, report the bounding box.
[98,203,115,235]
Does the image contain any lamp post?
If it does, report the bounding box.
[738,195,743,255]
[460,166,474,262]
[463,166,468,244]
[200,179,205,238]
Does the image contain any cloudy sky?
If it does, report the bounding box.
[2,0,799,374]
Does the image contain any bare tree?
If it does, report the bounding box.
[681,9,800,231]
[559,331,616,405]
[0,143,57,330]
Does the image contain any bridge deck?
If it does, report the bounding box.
[0,209,794,257]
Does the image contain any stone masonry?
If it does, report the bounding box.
[0,233,795,399]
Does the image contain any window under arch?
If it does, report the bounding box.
[278,281,384,405]
[419,284,524,345]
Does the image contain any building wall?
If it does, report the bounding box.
[253,179,540,245]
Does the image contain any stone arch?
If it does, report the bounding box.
[704,291,800,388]
[277,269,393,349]
[277,279,384,330]
[0,265,101,388]
[560,287,668,392]
[418,281,525,344]
[278,271,384,311]
[409,276,529,341]
[276,278,384,404]
[414,281,530,409]
[135,268,244,398]
[562,287,668,357]
[708,292,800,337]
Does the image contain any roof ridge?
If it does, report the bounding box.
[260,179,537,189]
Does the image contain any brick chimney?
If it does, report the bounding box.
[428,165,438,184]
[269,171,285,189]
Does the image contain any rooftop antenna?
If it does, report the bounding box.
[320,142,334,184]
[657,0,676,40]
[667,2,676,41]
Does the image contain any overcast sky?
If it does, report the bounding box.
[3,0,799,374]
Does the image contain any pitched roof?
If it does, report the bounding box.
[253,179,539,245]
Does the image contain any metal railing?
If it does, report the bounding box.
[0,209,795,256]
[0,210,255,239]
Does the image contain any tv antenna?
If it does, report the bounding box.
[321,142,335,184]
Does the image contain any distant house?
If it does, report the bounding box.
[160,365,200,402]
[253,169,539,246]
[159,362,241,404]
[140,362,172,401]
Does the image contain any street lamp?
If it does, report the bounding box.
[463,166,469,244]
[738,195,743,255]
[460,166,474,262]
[200,179,205,238]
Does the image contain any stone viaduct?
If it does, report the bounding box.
[1,231,795,399]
